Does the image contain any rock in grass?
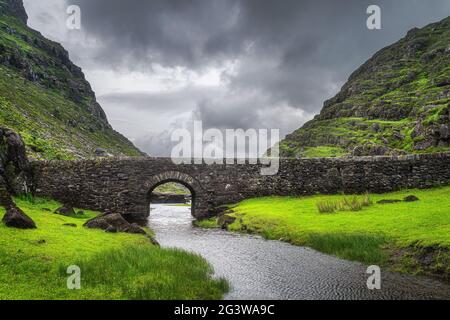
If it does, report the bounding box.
[62,223,77,228]
[403,195,419,202]
[129,223,146,234]
[218,214,236,229]
[105,225,117,233]
[54,205,76,216]
[84,213,146,235]
[2,206,37,229]
[377,199,402,204]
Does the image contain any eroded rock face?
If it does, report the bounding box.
[84,213,146,235]
[278,16,450,158]
[0,176,12,206]
[2,206,36,229]
[0,127,36,229]
[0,127,31,195]
[351,144,406,157]
[0,0,28,24]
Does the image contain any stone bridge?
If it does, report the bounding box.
[31,153,450,222]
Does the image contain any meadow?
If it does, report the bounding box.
[197,186,450,279]
[0,197,228,300]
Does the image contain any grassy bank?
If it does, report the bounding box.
[197,186,450,280]
[0,197,228,300]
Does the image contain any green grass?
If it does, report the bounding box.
[0,197,228,300]
[0,66,142,160]
[201,186,450,274]
[194,218,221,229]
[0,14,142,160]
[308,233,388,264]
[153,182,190,195]
[279,16,450,159]
[317,194,373,213]
[70,245,228,300]
[300,146,347,158]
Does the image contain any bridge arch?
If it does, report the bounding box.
[144,171,203,218]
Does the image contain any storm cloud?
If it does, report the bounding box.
[24,0,450,155]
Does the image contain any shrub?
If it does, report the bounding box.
[361,192,373,207]
[317,200,338,213]
[16,193,47,205]
[308,233,388,264]
[62,245,229,300]
[16,193,36,204]
[317,194,373,214]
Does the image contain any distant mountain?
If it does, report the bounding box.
[280,16,450,158]
[0,0,143,159]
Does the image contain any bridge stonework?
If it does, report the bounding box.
[31,153,450,222]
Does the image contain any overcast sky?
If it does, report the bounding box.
[23,0,450,156]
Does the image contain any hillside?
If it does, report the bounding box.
[280,16,450,158]
[0,0,143,160]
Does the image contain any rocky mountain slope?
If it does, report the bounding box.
[0,0,143,160]
[280,16,450,158]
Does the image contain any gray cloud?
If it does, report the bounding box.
[100,86,221,113]
[134,130,175,157]
[69,0,450,70]
[68,0,450,111]
[26,1,450,156]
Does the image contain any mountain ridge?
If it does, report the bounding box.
[0,0,143,160]
[280,16,450,158]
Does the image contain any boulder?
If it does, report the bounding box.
[411,121,425,139]
[413,139,434,151]
[377,199,402,204]
[2,206,36,229]
[218,214,236,229]
[392,131,405,141]
[94,148,110,157]
[403,195,419,202]
[84,213,146,235]
[0,127,32,195]
[352,144,392,156]
[440,124,449,140]
[129,223,146,234]
[105,225,117,233]
[54,205,77,216]
[371,123,381,133]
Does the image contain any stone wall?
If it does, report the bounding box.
[31,152,450,221]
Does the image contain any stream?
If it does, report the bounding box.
[148,204,450,300]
